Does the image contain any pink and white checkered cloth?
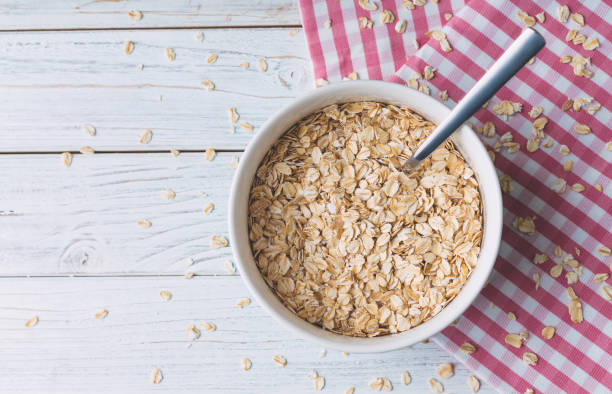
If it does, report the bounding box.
[299,0,612,392]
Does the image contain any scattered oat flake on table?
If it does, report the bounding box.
[401,371,411,385]
[139,129,153,144]
[272,354,286,366]
[602,286,612,301]
[201,80,215,91]
[346,71,359,80]
[161,189,176,200]
[541,326,555,339]
[535,12,545,23]
[230,155,239,169]
[159,290,172,301]
[499,174,513,194]
[428,377,444,393]
[571,12,584,26]
[594,273,609,283]
[128,10,142,20]
[124,40,134,54]
[562,98,573,111]
[594,184,603,192]
[439,90,448,101]
[136,63,143,71]
[184,272,195,279]
[358,0,378,11]
[204,148,216,161]
[61,152,72,167]
[513,216,535,234]
[241,358,251,370]
[571,183,585,192]
[460,342,476,354]
[80,146,94,154]
[257,58,268,72]
[533,273,541,290]
[187,324,201,340]
[137,219,151,228]
[200,321,216,332]
[583,37,600,51]
[313,376,325,390]
[505,333,523,348]
[206,54,218,64]
[533,254,548,264]
[569,298,583,323]
[228,107,239,123]
[395,19,407,34]
[563,160,573,172]
[436,363,454,379]
[165,48,175,61]
[94,309,108,319]
[236,297,250,308]
[240,61,249,69]
[25,316,38,327]
[194,32,204,41]
[493,100,522,120]
[517,10,536,26]
[240,122,254,132]
[345,387,355,394]
[528,106,542,118]
[523,352,538,366]
[525,389,534,394]
[151,368,163,384]
[203,202,214,214]
[573,124,591,135]
[210,234,228,249]
[323,19,332,28]
[586,102,601,114]
[315,78,329,86]
[598,246,611,257]
[170,149,180,157]
[288,29,298,37]
[380,9,395,24]
[368,377,392,391]
[359,16,373,29]
[557,5,570,22]
[224,260,236,274]
[507,311,517,320]
[82,123,96,136]
[423,65,436,80]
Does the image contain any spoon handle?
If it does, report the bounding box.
[404,27,546,171]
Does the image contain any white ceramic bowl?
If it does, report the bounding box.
[229,80,502,353]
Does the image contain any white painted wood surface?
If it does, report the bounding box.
[0,0,300,30]
[0,1,494,392]
[0,276,493,393]
[0,29,311,152]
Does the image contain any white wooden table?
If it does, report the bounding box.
[0,2,495,392]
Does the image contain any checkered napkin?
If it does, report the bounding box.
[299,0,612,392]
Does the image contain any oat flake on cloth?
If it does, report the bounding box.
[299,0,612,392]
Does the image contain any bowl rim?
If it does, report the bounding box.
[229,80,502,353]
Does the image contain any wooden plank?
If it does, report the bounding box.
[0,275,494,393]
[0,28,312,152]
[0,153,237,276]
[0,0,300,30]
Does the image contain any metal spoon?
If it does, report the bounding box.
[403,27,546,172]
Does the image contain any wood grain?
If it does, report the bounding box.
[0,0,300,30]
[0,275,494,393]
[0,28,311,152]
[0,153,237,276]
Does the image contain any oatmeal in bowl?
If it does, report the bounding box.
[230,81,501,351]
